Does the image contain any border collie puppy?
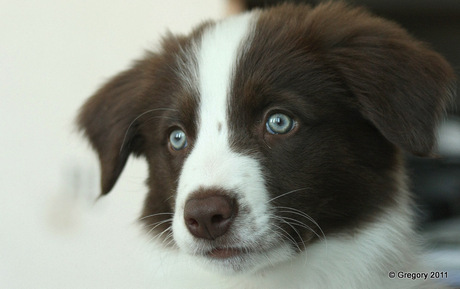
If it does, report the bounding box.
[78,2,456,288]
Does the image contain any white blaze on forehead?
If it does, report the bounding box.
[198,12,254,135]
[198,14,252,116]
[180,12,256,195]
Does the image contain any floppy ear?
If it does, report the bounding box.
[318,4,456,156]
[77,59,149,195]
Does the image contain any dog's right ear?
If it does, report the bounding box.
[77,59,150,196]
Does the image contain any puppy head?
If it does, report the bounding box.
[78,3,455,273]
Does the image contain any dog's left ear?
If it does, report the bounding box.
[322,5,456,156]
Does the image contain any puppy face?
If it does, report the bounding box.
[78,3,455,273]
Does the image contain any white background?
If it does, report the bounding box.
[0,1,227,288]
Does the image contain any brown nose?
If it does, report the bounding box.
[184,194,236,240]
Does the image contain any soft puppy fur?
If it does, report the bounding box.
[78,2,456,288]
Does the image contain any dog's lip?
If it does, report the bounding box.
[207,247,246,259]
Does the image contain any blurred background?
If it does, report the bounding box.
[0,0,459,288]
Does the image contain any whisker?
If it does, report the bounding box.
[273,216,307,250]
[261,250,276,268]
[266,227,295,255]
[147,225,172,245]
[276,207,327,243]
[266,227,286,244]
[146,217,173,229]
[278,215,322,241]
[157,226,172,241]
[139,212,174,221]
[270,216,311,267]
[164,232,176,248]
[277,211,324,238]
[265,188,309,204]
[271,222,302,253]
[146,218,173,236]
[275,206,328,256]
[276,206,317,223]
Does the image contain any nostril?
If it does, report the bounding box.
[211,214,225,224]
[186,217,199,227]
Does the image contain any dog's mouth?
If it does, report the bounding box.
[194,241,295,273]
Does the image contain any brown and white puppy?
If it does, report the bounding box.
[78,2,456,288]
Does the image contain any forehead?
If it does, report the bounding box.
[164,7,345,131]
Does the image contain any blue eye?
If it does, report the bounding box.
[266,113,295,134]
[169,129,187,150]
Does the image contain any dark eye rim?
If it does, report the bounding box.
[266,113,295,134]
[167,126,188,152]
[263,110,298,136]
